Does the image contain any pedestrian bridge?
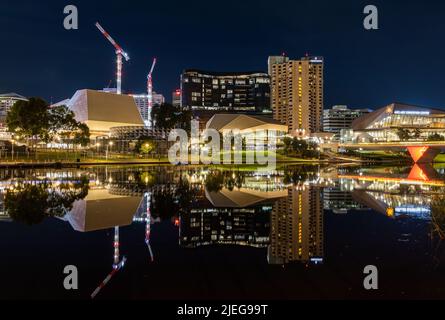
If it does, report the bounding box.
[340,141,445,163]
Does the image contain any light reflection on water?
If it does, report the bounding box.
[0,164,444,299]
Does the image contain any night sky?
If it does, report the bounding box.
[1,0,445,109]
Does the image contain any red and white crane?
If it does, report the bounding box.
[90,226,126,299]
[95,22,130,95]
[147,58,157,110]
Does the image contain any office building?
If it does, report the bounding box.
[0,93,28,126]
[130,92,165,127]
[269,55,324,137]
[180,69,271,114]
[130,94,150,127]
[323,105,372,134]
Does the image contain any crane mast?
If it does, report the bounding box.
[147,58,157,126]
[95,22,130,95]
[147,59,157,108]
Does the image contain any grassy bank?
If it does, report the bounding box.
[434,154,445,163]
[0,150,395,168]
[354,150,410,160]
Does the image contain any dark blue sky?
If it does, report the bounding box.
[1,0,445,109]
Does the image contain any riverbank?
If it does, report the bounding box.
[0,157,412,168]
[0,149,423,168]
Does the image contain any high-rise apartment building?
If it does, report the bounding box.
[268,186,324,265]
[269,55,324,137]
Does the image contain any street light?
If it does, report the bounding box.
[106,141,114,160]
[145,143,149,160]
[96,143,101,157]
[11,138,15,161]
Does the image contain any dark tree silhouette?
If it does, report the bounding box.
[5,177,89,226]
[151,103,192,132]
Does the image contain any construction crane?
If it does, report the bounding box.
[91,226,126,299]
[145,192,154,262]
[146,58,157,125]
[95,22,130,95]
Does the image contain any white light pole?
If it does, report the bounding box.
[11,138,15,161]
[96,143,101,158]
[106,141,114,160]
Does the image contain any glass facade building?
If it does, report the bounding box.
[350,103,445,142]
[180,70,271,114]
[323,105,371,135]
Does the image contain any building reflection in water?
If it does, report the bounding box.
[0,165,444,273]
[337,168,444,220]
[323,186,369,214]
[180,184,289,249]
[180,171,325,266]
[268,186,324,265]
[180,207,272,249]
[63,188,142,232]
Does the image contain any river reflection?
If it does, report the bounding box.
[0,164,444,299]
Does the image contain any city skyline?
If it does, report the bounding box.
[2,0,445,304]
[2,0,445,110]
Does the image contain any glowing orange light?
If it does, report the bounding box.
[407,146,429,163]
[387,208,395,218]
[408,164,427,181]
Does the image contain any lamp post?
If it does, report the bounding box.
[145,143,149,160]
[96,143,101,158]
[11,138,15,161]
[106,141,114,160]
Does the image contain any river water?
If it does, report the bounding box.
[0,164,444,299]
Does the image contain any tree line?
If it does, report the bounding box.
[6,97,90,149]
